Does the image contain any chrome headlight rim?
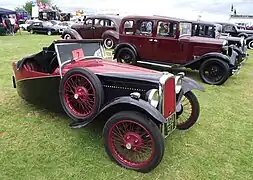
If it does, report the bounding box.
[146,89,159,108]
[222,40,228,46]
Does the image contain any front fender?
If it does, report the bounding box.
[238,33,248,38]
[182,77,205,94]
[97,96,167,124]
[113,43,138,59]
[61,28,82,39]
[102,30,119,40]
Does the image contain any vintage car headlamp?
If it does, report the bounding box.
[222,40,228,46]
[146,89,159,108]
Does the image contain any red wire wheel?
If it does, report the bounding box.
[59,68,104,122]
[176,91,200,130]
[103,111,164,173]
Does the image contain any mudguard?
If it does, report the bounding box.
[97,96,167,123]
[61,28,82,40]
[102,30,119,40]
[245,36,253,43]
[176,77,204,105]
[113,43,138,59]
[238,33,248,38]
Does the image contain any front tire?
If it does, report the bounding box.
[199,58,230,85]
[103,37,115,49]
[103,111,164,173]
[59,68,104,123]
[247,40,253,49]
[116,47,137,65]
[47,30,52,36]
[63,33,73,39]
[176,91,200,130]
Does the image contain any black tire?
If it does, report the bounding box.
[59,67,104,123]
[176,91,200,130]
[103,37,116,49]
[103,111,164,173]
[247,40,253,50]
[116,47,137,65]
[199,58,230,85]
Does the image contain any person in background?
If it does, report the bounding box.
[9,15,16,35]
[4,16,11,35]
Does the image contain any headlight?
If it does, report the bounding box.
[146,89,159,108]
[223,40,228,46]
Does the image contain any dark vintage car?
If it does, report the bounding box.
[216,22,253,49]
[61,15,122,49]
[12,39,204,173]
[113,15,241,85]
[27,21,61,35]
[191,21,248,62]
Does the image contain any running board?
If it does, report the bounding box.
[138,61,182,69]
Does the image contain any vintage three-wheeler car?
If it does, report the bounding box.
[12,39,204,173]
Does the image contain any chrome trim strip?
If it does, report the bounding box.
[138,61,173,68]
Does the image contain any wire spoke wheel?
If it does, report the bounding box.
[176,91,200,130]
[109,120,155,168]
[63,74,95,117]
[103,111,164,172]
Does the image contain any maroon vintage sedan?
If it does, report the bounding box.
[113,15,241,85]
[61,15,122,49]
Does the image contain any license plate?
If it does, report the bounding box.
[162,114,176,138]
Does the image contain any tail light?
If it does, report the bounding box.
[163,77,176,118]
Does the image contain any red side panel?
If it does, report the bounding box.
[163,77,176,118]
[12,62,58,81]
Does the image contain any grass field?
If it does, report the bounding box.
[0,33,253,180]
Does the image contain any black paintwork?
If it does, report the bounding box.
[217,22,253,37]
[16,73,159,114]
[27,21,59,35]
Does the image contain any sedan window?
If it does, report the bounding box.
[157,21,177,37]
[136,20,153,36]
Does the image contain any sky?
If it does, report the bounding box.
[1,0,253,22]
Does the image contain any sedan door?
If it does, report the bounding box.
[120,19,155,60]
[152,21,184,64]
[78,18,94,39]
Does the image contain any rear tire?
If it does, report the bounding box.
[116,47,137,65]
[247,40,253,49]
[103,111,164,173]
[63,33,73,39]
[103,37,115,49]
[199,58,230,85]
[59,68,104,123]
[47,30,52,36]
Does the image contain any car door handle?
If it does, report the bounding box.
[153,39,158,42]
[149,39,153,42]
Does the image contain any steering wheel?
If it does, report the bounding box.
[48,55,58,73]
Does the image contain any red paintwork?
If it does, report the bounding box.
[163,78,175,118]
[52,59,160,76]
[13,59,160,81]
[119,16,225,64]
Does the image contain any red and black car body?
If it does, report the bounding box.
[113,15,241,85]
[12,39,203,173]
[61,15,122,49]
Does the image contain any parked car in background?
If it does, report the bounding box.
[113,15,241,85]
[12,39,202,173]
[191,20,248,62]
[27,21,61,35]
[61,15,122,49]
[48,20,74,34]
[19,19,42,31]
[216,22,253,49]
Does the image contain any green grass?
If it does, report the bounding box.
[1,33,253,180]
